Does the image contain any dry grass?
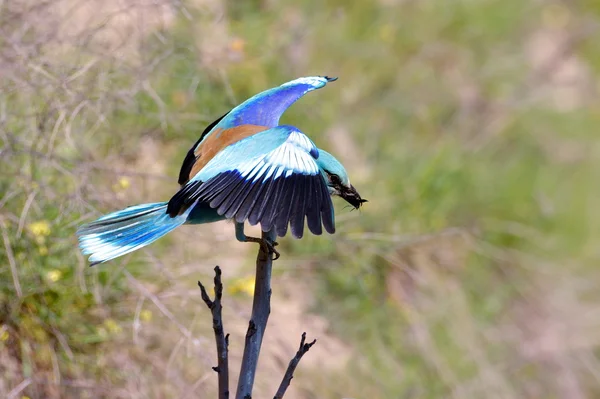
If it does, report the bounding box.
[0,1,350,397]
[2,0,600,398]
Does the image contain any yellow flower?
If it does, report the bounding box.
[104,319,122,334]
[38,246,48,256]
[0,328,8,342]
[118,177,130,190]
[140,309,152,322]
[28,220,51,237]
[227,276,255,296]
[112,177,131,193]
[46,270,62,282]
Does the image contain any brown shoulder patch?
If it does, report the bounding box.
[187,124,268,181]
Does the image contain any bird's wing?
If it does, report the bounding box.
[167,125,335,238]
[178,76,337,185]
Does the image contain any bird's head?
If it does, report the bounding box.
[280,76,338,92]
[316,149,367,210]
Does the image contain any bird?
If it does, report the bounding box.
[77,76,366,266]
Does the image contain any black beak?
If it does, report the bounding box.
[339,184,367,210]
[323,76,338,82]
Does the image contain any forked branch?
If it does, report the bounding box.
[200,231,315,399]
[273,332,317,399]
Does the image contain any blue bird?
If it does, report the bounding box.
[77,76,366,265]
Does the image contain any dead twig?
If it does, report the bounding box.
[198,230,312,398]
[198,266,230,399]
[273,332,317,399]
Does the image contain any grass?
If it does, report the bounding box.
[1,0,600,398]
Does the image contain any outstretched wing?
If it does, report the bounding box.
[177,76,337,186]
[167,125,334,238]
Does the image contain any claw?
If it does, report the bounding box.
[234,223,280,260]
[269,241,280,260]
[243,236,280,261]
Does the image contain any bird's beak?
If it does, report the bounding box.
[323,76,338,82]
[339,184,367,210]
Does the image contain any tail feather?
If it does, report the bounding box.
[77,202,191,265]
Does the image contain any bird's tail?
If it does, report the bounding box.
[77,202,189,266]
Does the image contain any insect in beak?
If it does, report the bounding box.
[339,184,367,210]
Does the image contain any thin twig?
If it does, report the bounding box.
[124,270,198,341]
[198,266,230,399]
[16,189,37,238]
[235,230,276,399]
[273,332,317,399]
[1,218,22,298]
[7,378,32,399]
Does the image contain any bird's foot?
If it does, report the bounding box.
[243,236,280,260]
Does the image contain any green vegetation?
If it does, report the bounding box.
[1,0,600,398]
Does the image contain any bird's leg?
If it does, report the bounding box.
[235,222,280,260]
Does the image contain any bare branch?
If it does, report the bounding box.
[273,332,317,399]
[198,266,230,399]
[235,230,276,399]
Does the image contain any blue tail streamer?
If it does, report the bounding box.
[77,202,191,265]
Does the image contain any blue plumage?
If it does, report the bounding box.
[77,76,365,265]
[209,76,336,130]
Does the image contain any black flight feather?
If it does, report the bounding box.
[236,175,267,223]
[167,180,202,217]
[306,176,322,235]
[209,173,246,213]
[222,177,254,219]
[247,175,275,226]
[260,176,287,232]
[275,177,297,237]
[290,175,307,238]
[320,178,335,234]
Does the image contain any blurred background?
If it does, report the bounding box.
[1,0,599,398]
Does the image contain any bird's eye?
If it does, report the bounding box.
[324,172,343,188]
